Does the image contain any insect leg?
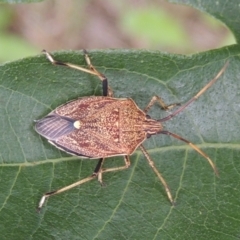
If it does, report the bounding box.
[93,158,105,185]
[144,95,180,113]
[83,50,113,97]
[42,50,100,77]
[160,130,218,176]
[95,156,130,185]
[93,158,104,174]
[139,144,175,205]
[37,156,130,211]
[101,156,131,174]
[37,173,97,212]
[42,50,112,97]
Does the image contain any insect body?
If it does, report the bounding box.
[36,50,228,211]
[36,97,162,158]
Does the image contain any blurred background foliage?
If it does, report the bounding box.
[0,0,235,63]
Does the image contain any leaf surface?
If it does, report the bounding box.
[1,1,240,240]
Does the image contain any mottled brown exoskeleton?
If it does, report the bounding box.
[36,50,228,211]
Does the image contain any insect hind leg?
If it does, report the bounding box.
[37,156,130,211]
[96,156,130,185]
[83,50,112,97]
[42,49,112,97]
[37,173,97,212]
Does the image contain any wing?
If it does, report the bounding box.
[35,114,75,140]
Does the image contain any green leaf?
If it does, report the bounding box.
[1,2,240,240]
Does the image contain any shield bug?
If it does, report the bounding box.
[36,50,228,211]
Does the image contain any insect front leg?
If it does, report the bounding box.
[144,95,180,113]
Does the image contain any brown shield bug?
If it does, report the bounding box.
[36,50,228,211]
